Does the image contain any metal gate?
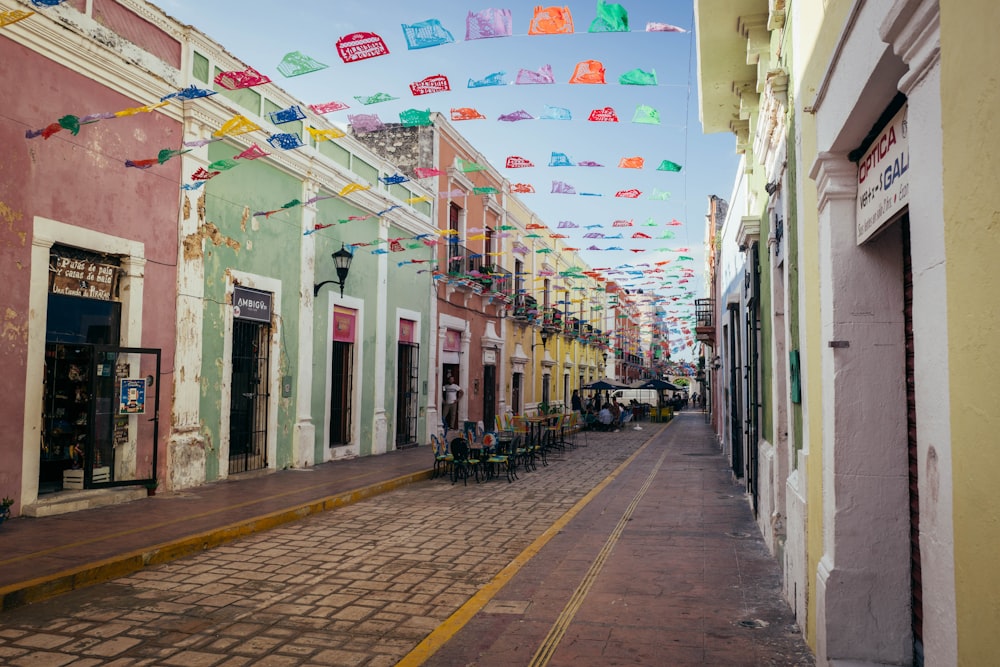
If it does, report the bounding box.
[330,341,354,446]
[229,319,270,474]
[395,342,419,447]
[483,364,496,430]
[745,245,761,516]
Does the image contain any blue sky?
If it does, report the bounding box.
[153,0,738,355]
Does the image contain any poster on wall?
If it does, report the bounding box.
[856,103,909,244]
[119,378,146,414]
[49,256,119,300]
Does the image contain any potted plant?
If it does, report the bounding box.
[144,480,159,497]
[0,496,13,526]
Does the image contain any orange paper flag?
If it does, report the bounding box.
[529,6,574,34]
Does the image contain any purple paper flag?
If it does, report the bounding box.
[466,8,513,40]
[516,65,555,85]
[498,110,534,122]
[551,180,577,194]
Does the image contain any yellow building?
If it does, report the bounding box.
[697,1,998,664]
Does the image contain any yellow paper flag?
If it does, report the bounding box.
[213,115,261,137]
[307,126,346,141]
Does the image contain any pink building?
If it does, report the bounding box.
[1,2,183,515]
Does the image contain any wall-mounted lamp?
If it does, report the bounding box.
[532,328,551,350]
[313,243,354,298]
[601,351,608,365]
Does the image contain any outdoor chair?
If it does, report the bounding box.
[430,433,453,479]
[482,431,516,483]
[449,437,481,486]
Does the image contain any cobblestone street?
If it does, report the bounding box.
[0,414,811,666]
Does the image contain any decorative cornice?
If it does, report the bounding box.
[809,152,858,212]
[880,0,940,95]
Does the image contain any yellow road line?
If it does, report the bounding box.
[530,446,670,667]
[397,422,672,666]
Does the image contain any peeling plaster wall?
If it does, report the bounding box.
[198,143,300,480]
[1,17,180,509]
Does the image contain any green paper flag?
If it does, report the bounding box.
[619,68,657,86]
[657,159,683,172]
[589,0,629,32]
[400,108,433,127]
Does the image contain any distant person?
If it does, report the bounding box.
[442,373,462,430]
[598,404,613,431]
[571,389,583,414]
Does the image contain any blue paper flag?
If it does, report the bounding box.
[402,19,456,49]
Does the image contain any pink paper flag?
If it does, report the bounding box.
[414,167,442,178]
[410,74,451,95]
[309,101,350,115]
[235,144,270,160]
[214,67,271,90]
[588,107,619,122]
[336,32,390,63]
[505,156,535,168]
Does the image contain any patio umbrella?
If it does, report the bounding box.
[583,378,629,390]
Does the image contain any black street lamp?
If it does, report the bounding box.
[313,243,354,298]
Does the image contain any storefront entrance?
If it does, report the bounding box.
[40,341,160,493]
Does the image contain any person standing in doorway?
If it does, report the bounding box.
[571,389,583,414]
[442,373,462,431]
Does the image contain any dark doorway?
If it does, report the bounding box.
[330,341,354,446]
[483,364,496,430]
[396,342,419,448]
[229,319,270,474]
[512,372,522,415]
[902,216,923,666]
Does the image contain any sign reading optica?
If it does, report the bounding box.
[856,103,909,244]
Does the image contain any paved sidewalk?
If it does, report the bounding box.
[0,447,433,610]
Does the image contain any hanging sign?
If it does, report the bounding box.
[49,256,119,301]
[856,103,909,244]
[233,286,272,323]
